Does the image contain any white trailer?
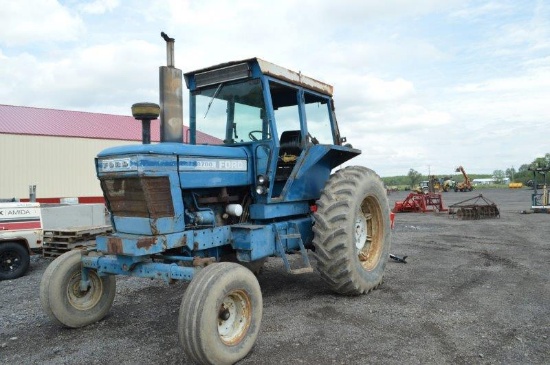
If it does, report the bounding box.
[0,202,43,280]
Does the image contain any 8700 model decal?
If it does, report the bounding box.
[179,158,247,171]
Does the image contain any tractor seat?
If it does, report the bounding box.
[276,130,302,181]
[278,130,302,157]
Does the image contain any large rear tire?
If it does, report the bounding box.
[0,242,30,280]
[40,250,116,328]
[178,262,262,365]
[313,166,391,295]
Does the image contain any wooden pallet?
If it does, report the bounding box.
[44,225,112,239]
[42,225,112,258]
[42,241,96,258]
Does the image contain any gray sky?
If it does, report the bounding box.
[1,0,548,176]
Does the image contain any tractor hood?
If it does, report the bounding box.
[95,143,253,236]
[97,143,253,189]
[97,143,248,160]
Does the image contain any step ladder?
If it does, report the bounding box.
[275,222,313,274]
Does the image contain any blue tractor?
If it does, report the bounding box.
[40,34,391,364]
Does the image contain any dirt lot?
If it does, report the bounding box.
[1,188,548,364]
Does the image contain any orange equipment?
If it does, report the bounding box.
[454,166,473,192]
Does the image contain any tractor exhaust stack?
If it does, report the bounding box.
[159,32,183,143]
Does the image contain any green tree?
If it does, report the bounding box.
[514,164,532,184]
[493,169,505,184]
[533,154,550,168]
[407,168,422,188]
[505,167,516,181]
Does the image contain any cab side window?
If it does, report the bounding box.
[304,92,334,144]
[270,82,301,141]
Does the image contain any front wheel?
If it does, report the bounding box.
[0,242,30,280]
[179,262,262,365]
[40,250,116,328]
[313,166,391,295]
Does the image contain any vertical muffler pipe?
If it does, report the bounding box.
[159,32,183,143]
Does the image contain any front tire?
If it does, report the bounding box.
[313,166,391,295]
[178,262,262,365]
[0,242,30,280]
[40,250,116,328]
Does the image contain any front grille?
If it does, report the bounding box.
[101,177,174,218]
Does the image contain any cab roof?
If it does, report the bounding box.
[184,57,333,96]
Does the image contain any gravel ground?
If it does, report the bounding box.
[1,188,549,364]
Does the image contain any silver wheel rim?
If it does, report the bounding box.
[67,271,103,310]
[354,212,368,250]
[218,289,251,345]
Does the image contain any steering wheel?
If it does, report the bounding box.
[248,130,265,141]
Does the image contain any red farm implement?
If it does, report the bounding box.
[392,193,448,213]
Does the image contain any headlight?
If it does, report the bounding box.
[257,174,268,185]
[255,174,269,195]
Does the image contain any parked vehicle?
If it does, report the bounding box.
[455,166,473,192]
[0,202,43,280]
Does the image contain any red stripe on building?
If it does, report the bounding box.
[77,196,106,204]
[20,198,61,204]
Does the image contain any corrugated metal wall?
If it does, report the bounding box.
[0,134,137,200]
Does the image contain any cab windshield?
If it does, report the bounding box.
[192,79,269,145]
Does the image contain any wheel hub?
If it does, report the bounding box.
[217,289,251,345]
[67,271,103,310]
[354,213,368,250]
[0,252,20,272]
[219,307,230,321]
